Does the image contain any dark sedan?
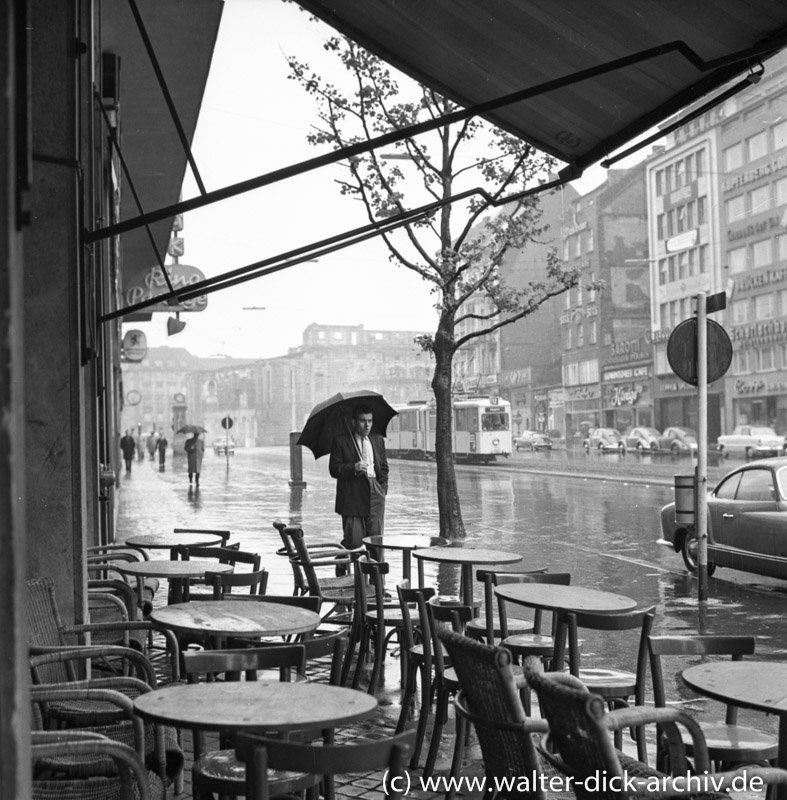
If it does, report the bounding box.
[659,457,787,580]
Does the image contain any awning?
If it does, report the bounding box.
[101,0,223,321]
[295,0,787,174]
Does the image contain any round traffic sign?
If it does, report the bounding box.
[667,318,732,386]
[221,416,234,430]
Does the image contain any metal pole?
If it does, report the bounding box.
[226,413,230,472]
[696,292,709,603]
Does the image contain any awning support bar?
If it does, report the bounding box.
[85,36,783,245]
[127,0,207,196]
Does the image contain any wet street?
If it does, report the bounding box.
[119,444,787,746]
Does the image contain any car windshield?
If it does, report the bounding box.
[642,428,660,436]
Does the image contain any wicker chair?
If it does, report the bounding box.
[522,655,787,800]
[235,730,416,800]
[437,629,561,800]
[31,730,164,800]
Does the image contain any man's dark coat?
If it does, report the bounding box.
[329,432,389,516]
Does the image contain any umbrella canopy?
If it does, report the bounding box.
[177,424,208,435]
[297,390,398,459]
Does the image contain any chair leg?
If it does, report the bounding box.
[445,713,467,800]
[352,625,371,690]
[423,685,451,778]
[396,658,419,733]
[409,665,433,770]
[340,617,362,686]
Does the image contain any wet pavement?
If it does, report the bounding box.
[115,448,782,798]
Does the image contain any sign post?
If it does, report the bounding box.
[221,415,234,470]
[666,291,731,604]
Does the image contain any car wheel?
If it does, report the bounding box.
[671,442,680,453]
[681,533,717,576]
[650,442,657,450]
[718,445,727,458]
[636,442,644,451]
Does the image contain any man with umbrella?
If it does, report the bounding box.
[329,403,389,555]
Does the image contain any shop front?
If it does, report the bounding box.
[601,365,653,431]
[653,375,723,441]
[727,372,787,436]
[564,384,602,446]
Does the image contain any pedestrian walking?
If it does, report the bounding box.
[329,403,389,556]
[185,432,204,489]
[147,430,158,460]
[135,432,144,460]
[119,430,136,475]
[156,431,168,471]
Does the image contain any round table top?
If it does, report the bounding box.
[125,532,224,549]
[115,560,234,580]
[150,599,321,638]
[363,535,445,552]
[134,681,378,732]
[494,583,637,613]
[682,661,787,714]
[412,547,522,566]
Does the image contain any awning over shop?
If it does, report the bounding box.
[102,0,223,321]
[295,0,787,174]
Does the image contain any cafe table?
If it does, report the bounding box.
[494,583,637,669]
[125,532,225,552]
[114,560,233,604]
[134,681,378,735]
[683,661,787,800]
[362,535,446,583]
[413,546,522,608]
[150,599,320,640]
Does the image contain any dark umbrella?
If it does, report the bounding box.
[297,390,398,459]
[177,424,208,435]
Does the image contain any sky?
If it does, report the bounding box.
[125,0,630,360]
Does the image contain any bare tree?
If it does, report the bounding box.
[288,35,579,537]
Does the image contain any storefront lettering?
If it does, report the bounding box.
[609,384,642,406]
[730,318,787,344]
[125,264,208,312]
[735,266,787,292]
[734,377,787,395]
[570,386,598,400]
[723,153,787,193]
[727,214,787,242]
[604,365,650,381]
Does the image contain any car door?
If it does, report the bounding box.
[712,466,779,574]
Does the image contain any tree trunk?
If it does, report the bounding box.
[431,321,465,539]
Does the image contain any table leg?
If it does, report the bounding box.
[551,612,567,671]
[460,564,474,611]
[402,552,411,583]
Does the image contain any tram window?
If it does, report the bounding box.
[481,411,509,431]
[400,411,413,429]
[467,410,478,432]
[390,416,400,433]
[455,408,467,431]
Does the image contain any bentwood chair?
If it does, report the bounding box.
[235,731,416,800]
[647,634,778,772]
[522,655,787,800]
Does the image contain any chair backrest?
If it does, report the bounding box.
[174,527,231,544]
[647,634,756,725]
[495,572,571,637]
[426,599,473,676]
[354,557,390,617]
[563,606,656,696]
[474,567,548,644]
[205,568,268,598]
[438,629,544,799]
[396,581,437,666]
[26,577,74,683]
[235,731,416,800]
[183,644,306,684]
[522,655,628,800]
[284,526,326,598]
[174,543,242,562]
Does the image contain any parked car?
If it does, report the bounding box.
[659,457,787,580]
[659,426,698,453]
[624,426,661,451]
[583,428,626,453]
[213,436,235,456]
[514,430,553,451]
[717,425,786,459]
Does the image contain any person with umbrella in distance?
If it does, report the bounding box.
[329,403,389,565]
[185,431,205,490]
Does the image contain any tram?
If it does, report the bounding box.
[387,396,512,463]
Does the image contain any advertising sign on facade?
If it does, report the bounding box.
[121,330,147,362]
[124,264,208,313]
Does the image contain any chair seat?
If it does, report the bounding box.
[681,723,779,762]
[577,667,637,698]
[465,616,534,642]
[32,770,166,800]
[502,633,555,658]
[193,748,311,796]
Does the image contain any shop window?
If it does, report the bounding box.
[778,235,787,262]
[728,246,748,274]
[754,294,774,319]
[726,195,746,223]
[732,299,749,324]
[724,143,743,172]
[752,239,772,268]
[657,214,665,240]
[589,320,597,344]
[777,177,787,207]
[659,259,667,285]
[774,119,787,151]
[750,185,771,214]
[747,131,768,162]
[733,349,749,373]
